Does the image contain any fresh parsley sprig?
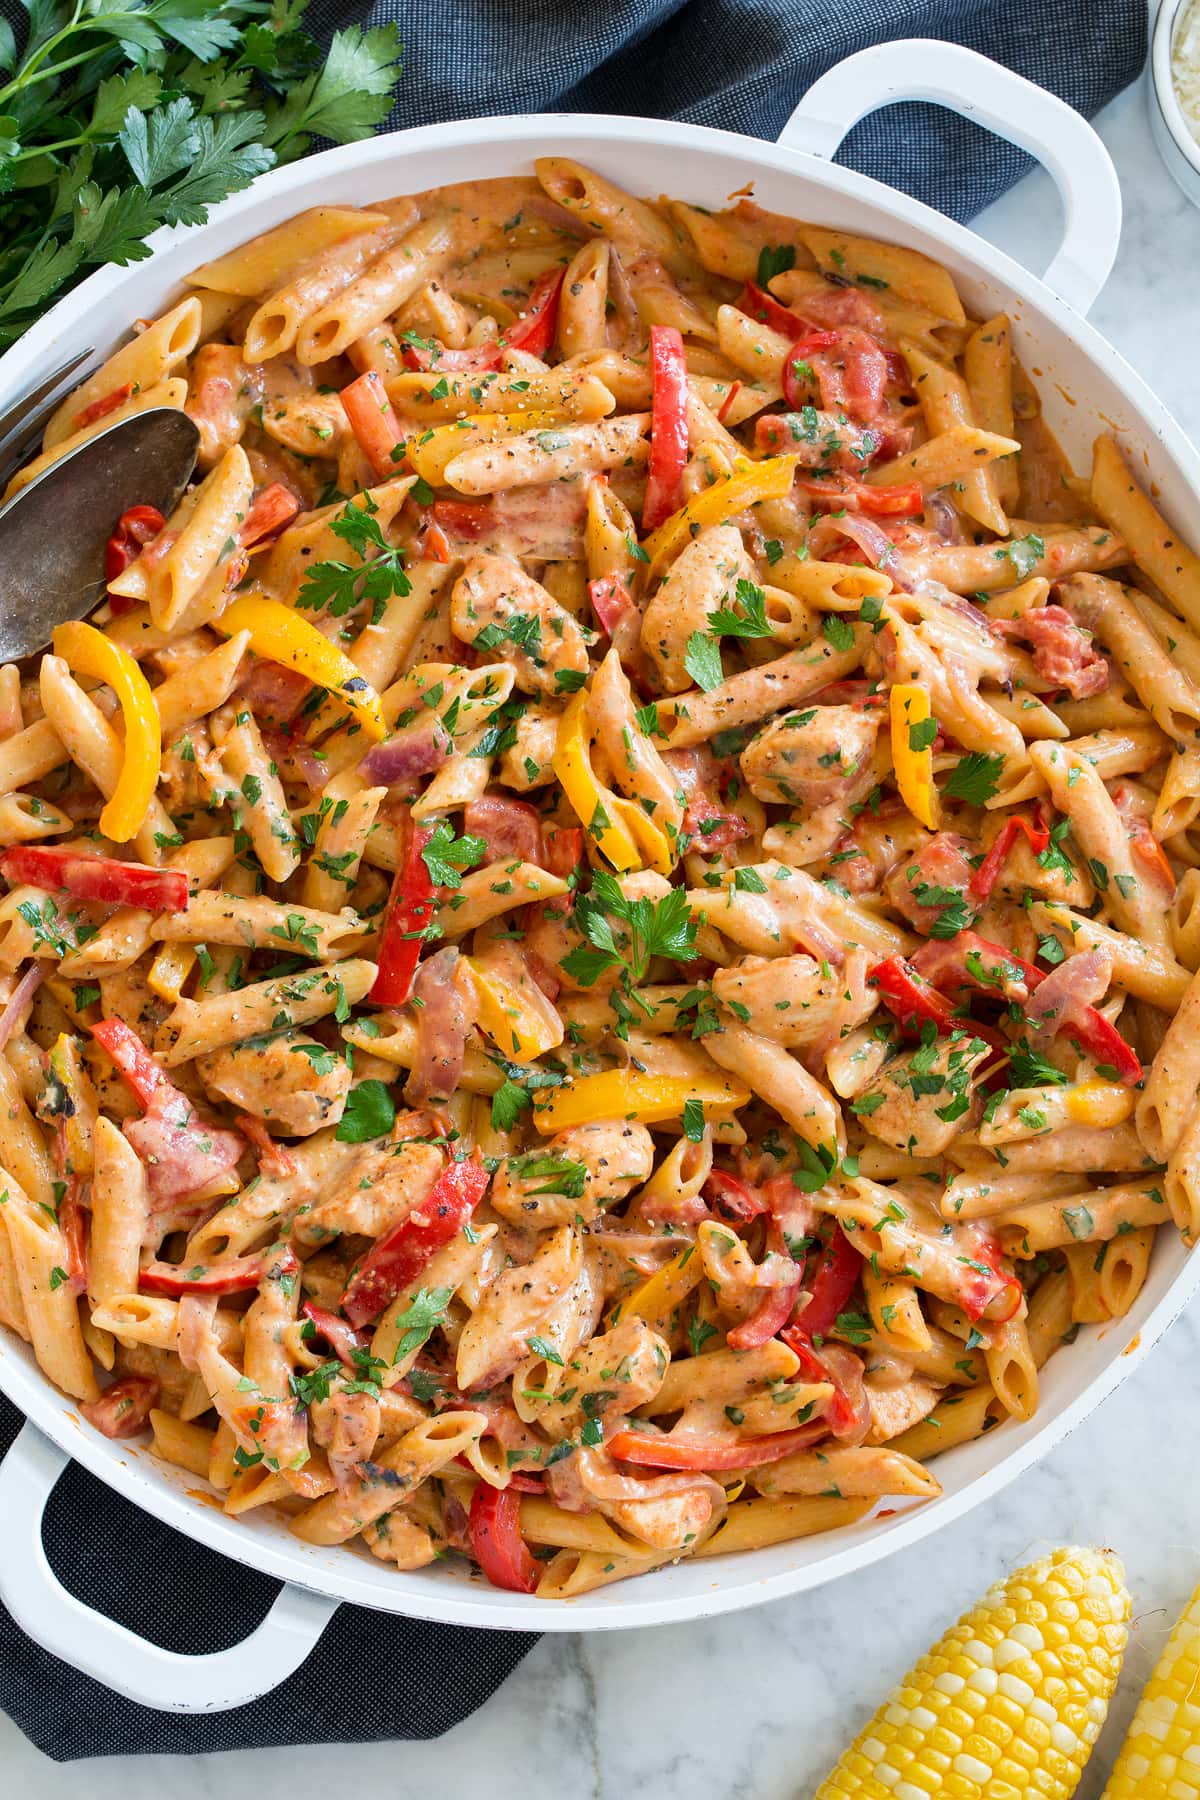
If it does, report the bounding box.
[562,871,698,992]
[0,2,405,348]
[296,493,412,619]
[421,820,487,888]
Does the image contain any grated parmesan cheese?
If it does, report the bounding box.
[1173,0,1200,143]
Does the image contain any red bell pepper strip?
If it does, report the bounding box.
[703,1168,769,1223]
[105,503,166,581]
[500,266,565,357]
[469,1482,540,1593]
[912,933,1143,1087]
[540,825,585,879]
[1060,1005,1142,1086]
[236,1113,297,1180]
[302,1300,369,1369]
[792,1225,862,1340]
[432,497,494,541]
[782,331,840,409]
[715,380,742,424]
[58,1182,88,1295]
[420,520,453,564]
[911,932,1040,1002]
[779,1331,869,1438]
[239,483,301,549]
[76,383,136,430]
[588,572,636,639]
[0,846,188,913]
[340,369,406,480]
[641,325,689,531]
[370,820,436,1006]
[91,1016,184,1112]
[607,1424,823,1472]
[968,809,1051,902]
[869,955,960,1036]
[401,338,503,373]
[951,1235,1023,1324]
[140,1243,298,1297]
[726,1271,802,1351]
[796,472,923,517]
[341,1155,491,1327]
[81,1374,159,1439]
[735,281,809,339]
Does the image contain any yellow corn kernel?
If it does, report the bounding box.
[1064,1079,1135,1128]
[817,1545,1130,1799]
[1101,1573,1200,1798]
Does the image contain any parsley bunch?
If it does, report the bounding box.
[0,0,405,347]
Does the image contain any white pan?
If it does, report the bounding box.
[0,37,1193,1713]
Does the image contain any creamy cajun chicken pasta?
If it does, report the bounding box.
[2,165,1199,1598]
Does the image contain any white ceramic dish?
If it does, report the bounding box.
[0,34,1194,1715]
[1151,0,1200,208]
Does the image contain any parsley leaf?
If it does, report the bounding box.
[756,243,796,287]
[822,614,856,652]
[391,1285,454,1359]
[335,1079,396,1143]
[709,579,773,640]
[1005,533,1046,581]
[421,819,488,888]
[1007,1040,1070,1089]
[944,751,1005,807]
[684,631,725,692]
[513,1154,588,1199]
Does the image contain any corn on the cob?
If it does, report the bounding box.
[1101,1573,1200,1797]
[817,1545,1131,1799]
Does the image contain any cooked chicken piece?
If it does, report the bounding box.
[197,1031,351,1136]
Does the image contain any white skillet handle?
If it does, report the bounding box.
[777,38,1122,317]
[0,1421,339,1712]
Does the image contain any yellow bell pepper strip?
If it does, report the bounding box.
[534,1068,750,1133]
[641,453,799,580]
[406,410,580,488]
[463,956,564,1062]
[1063,1078,1136,1128]
[614,794,675,878]
[553,692,640,871]
[53,621,161,843]
[611,1242,705,1332]
[889,680,938,830]
[214,593,386,742]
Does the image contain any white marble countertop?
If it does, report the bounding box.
[7,63,1200,1800]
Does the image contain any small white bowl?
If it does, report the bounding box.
[1152,0,1200,205]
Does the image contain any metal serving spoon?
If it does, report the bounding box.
[0,407,200,662]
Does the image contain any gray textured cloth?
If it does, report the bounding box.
[307,0,1146,222]
[0,0,1146,1763]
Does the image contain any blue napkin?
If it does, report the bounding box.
[0,0,1145,1762]
[308,0,1146,223]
